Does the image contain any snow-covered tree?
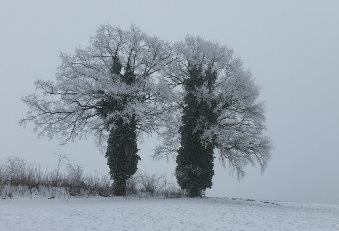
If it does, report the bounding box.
[21,25,173,196]
[156,36,271,196]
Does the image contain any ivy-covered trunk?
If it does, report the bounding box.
[105,115,139,196]
[99,58,140,196]
[176,65,218,197]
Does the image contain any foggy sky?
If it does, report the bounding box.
[0,0,338,203]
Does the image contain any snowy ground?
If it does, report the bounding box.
[0,197,338,231]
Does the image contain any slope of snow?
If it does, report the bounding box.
[0,197,338,231]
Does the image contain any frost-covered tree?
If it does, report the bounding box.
[156,36,271,197]
[96,57,140,196]
[21,25,172,196]
[175,65,217,197]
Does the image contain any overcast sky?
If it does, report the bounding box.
[0,0,338,204]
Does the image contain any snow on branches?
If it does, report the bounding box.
[156,36,271,178]
[21,25,173,145]
[21,26,271,178]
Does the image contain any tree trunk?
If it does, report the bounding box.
[113,178,126,196]
[187,188,201,197]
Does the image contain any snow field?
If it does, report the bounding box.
[0,197,338,231]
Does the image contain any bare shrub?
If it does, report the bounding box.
[0,159,4,185]
[50,154,68,187]
[0,156,112,198]
[26,162,45,189]
[66,163,83,186]
[65,163,84,196]
[139,172,163,196]
[126,175,138,196]
[5,157,26,186]
[0,156,184,199]
[162,184,185,198]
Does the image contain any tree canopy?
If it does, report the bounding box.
[21,25,173,145]
[21,25,271,197]
[156,36,271,180]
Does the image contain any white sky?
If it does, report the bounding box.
[0,0,338,203]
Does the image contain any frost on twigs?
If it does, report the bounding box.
[156,35,271,178]
[20,24,174,147]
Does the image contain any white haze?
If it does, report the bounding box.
[0,0,338,204]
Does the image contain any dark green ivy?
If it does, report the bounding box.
[176,65,218,197]
[97,56,140,196]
